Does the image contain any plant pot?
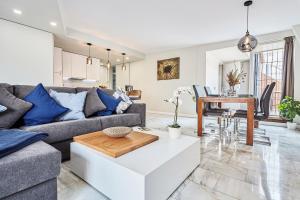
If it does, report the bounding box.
[168,127,181,139]
[287,122,297,130]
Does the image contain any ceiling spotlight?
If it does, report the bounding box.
[106,49,111,69]
[13,9,22,15]
[86,43,92,65]
[116,59,121,62]
[50,22,57,27]
[125,57,130,60]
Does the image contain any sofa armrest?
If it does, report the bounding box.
[126,103,146,127]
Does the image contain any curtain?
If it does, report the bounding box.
[281,36,294,100]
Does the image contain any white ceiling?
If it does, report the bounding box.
[1,0,300,54]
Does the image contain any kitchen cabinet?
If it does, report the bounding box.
[86,58,100,80]
[62,51,86,79]
[62,51,72,78]
[71,53,86,79]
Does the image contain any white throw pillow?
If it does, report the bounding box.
[113,88,132,114]
[49,89,87,121]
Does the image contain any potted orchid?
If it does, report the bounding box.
[164,87,193,138]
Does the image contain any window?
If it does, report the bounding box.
[254,47,284,115]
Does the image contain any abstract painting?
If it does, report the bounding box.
[157,57,180,80]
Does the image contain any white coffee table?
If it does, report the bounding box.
[69,129,200,200]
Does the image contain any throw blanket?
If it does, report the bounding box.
[0,129,48,158]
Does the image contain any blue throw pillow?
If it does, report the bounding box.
[96,89,122,116]
[23,83,69,126]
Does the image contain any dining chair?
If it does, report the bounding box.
[193,85,228,116]
[234,82,276,137]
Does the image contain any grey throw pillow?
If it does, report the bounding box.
[0,87,32,129]
[84,88,106,117]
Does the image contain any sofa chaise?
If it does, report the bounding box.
[0,83,146,200]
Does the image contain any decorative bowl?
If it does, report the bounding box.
[103,127,133,138]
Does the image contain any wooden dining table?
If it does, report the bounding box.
[197,96,256,146]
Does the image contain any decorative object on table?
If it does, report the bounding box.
[278,96,300,130]
[103,127,133,138]
[113,88,132,114]
[226,68,247,96]
[137,127,151,131]
[237,0,258,52]
[157,57,180,80]
[164,87,193,138]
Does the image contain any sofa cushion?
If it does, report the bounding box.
[49,89,87,121]
[20,117,102,143]
[0,83,14,94]
[0,141,60,199]
[23,84,69,126]
[96,89,122,116]
[0,87,32,129]
[14,85,76,99]
[100,113,142,129]
[82,88,106,117]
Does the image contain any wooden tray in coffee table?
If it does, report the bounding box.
[73,131,159,158]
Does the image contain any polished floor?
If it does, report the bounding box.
[58,113,300,200]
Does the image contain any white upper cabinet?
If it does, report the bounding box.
[62,51,87,79]
[71,53,86,79]
[86,58,100,80]
[53,47,63,73]
[99,65,108,83]
[62,51,72,78]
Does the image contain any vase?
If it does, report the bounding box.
[287,122,297,130]
[168,126,181,139]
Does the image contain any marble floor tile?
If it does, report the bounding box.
[58,113,300,200]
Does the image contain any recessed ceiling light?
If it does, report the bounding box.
[50,22,57,27]
[126,57,129,60]
[13,9,22,15]
[116,59,121,62]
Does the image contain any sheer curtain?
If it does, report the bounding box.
[281,36,294,100]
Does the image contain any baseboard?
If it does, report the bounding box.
[147,110,197,118]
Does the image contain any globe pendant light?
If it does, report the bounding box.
[106,49,111,69]
[121,53,126,71]
[86,43,92,65]
[238,0,258,52]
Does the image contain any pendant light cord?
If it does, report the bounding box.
[246,5,249,32]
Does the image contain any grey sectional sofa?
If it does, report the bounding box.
[0,83,146,200]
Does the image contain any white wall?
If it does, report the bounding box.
[116,29,300,116]
[0,20,54,85]
[117,47,200,116]
[205,53,221,93]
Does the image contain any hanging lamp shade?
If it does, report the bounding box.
[86,43,92,65]
[121,53,126,71]
[237,0,258,52]
[106,49,111,69]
